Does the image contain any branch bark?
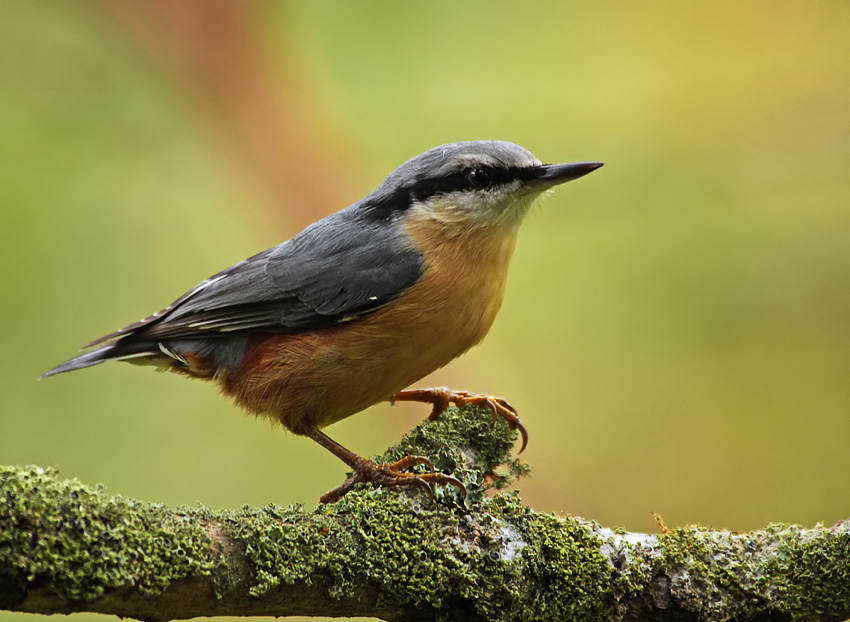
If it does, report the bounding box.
[2,407,849,622]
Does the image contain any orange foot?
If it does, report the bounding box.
[319,454,466,504]
[390,387,528,453]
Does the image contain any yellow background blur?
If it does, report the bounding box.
[2,2,849,621]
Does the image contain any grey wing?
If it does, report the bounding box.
[88,210,425,344]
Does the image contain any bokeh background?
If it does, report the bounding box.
[2,2,849,621]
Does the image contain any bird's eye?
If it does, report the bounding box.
[467,167,493,189]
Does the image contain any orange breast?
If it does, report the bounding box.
[221,219,519,433]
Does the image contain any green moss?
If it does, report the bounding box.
[751,524,850,621]
[0,407,621,621]
[201,407,612,621]
[485,494,617,621]
[610,521,850,621]
[0,465,217,602]
[658,526,711,571]
[218,490,616,621]
[212,405,530,618]
[18,401,850,622]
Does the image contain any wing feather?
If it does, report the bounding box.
[88,208,423,345]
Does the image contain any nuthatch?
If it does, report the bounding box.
[44,141,602,503]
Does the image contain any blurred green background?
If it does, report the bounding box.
[2,1,849,620]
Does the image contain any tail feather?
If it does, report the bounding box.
[41,342,156,379]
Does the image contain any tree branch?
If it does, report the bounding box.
[2,407,850,621]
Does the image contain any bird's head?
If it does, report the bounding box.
[363,140,603,232]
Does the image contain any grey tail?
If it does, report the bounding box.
[40,341,156,379]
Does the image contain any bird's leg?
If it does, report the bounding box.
[390,387,528,453]
[303,425,466,504]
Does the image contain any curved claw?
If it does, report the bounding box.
[408,477,435,502]
[514,419,529,454]
[443,475,466,499]
[488,399,527,453]
[484,400,499,424]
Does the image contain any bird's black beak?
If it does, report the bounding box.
[532,161,604,188]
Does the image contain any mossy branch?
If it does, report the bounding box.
[2,407,850,622]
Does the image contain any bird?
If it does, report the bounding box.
[43,140,602,503]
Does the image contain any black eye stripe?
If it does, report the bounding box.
[363,165,541,221]
[409,166,539,200]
